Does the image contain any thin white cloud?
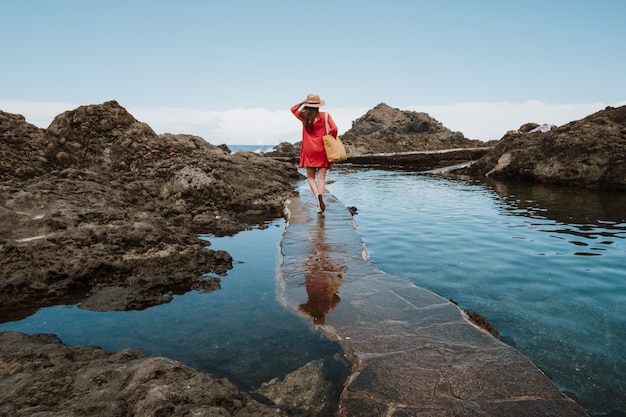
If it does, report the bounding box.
[2,100,624,145]
[128,106,307,145]
[412,101,622,140]
[0,100,80,128]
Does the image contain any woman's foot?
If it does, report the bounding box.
[317,194,325,212]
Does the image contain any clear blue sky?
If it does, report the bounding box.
[2,1,625,144]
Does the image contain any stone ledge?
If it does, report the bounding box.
[278,185,588,417]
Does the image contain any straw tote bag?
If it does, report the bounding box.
[322,112,347,163]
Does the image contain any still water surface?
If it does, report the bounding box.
[1,165,625,416]
[328,166,625,417]
[0,223,344,394]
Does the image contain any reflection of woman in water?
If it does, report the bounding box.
[299,216,344,325]
[299,276,342,325]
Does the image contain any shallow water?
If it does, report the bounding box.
[2,164,625,416]
[327,166,625,417]
[0,222,344,394]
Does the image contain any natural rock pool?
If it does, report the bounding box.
[2,166,625,416]
[0,220,346,410]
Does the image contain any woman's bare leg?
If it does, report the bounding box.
[306,167,327,212]
[306,167,320,196]
[317,168,327,197]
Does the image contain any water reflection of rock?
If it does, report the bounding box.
[299,216,346,325]
[486,179,626,254]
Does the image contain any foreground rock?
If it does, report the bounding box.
[462,105,626,190]
[256,359,343,416]
[0,101,301,320]
[0,331,286,417]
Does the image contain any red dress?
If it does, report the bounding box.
[291,104,338,168]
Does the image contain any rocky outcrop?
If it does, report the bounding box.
[0,101,307,415]
[463,105,626,190]
[266,141,299,158]
[0,331,287,417]
[0,101,301,320]
[339,103,489,155]
[0,111,49,179]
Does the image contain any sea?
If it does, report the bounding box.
[228,144,278,154]
[1,145,624,416]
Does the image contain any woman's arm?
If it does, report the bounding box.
[291,102,304,119]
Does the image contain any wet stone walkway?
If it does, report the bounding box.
[278,187,589,417]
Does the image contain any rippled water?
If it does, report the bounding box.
[327,166,626,417]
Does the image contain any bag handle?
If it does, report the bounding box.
[324,112,330,135]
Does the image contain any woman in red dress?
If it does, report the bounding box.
[291,94,338,213]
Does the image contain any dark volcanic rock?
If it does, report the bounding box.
[265,141,298,158]
[464,105,626,190]
[0,101,301,320]
[0,101,304,416]
[0,331,286,417]
[0,111,48,179]
[340,103,489,156]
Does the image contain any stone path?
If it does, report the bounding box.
[278,187,588,417]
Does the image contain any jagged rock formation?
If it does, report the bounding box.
[339,103,488,155]
[0,101,301,319]
[0,100,307,416]
[463,105,626,190]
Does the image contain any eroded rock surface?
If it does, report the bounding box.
[256,359,342,417]
[339,103,486,155]
[0,101,301,320]
[0,101,308,416]
[0,331,286,417]
[463,105,626,190]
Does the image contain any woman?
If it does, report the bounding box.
[291,94,338,213]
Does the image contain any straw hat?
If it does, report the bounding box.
[303,94,326,108]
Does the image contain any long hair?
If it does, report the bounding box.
[301,106,320,131]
